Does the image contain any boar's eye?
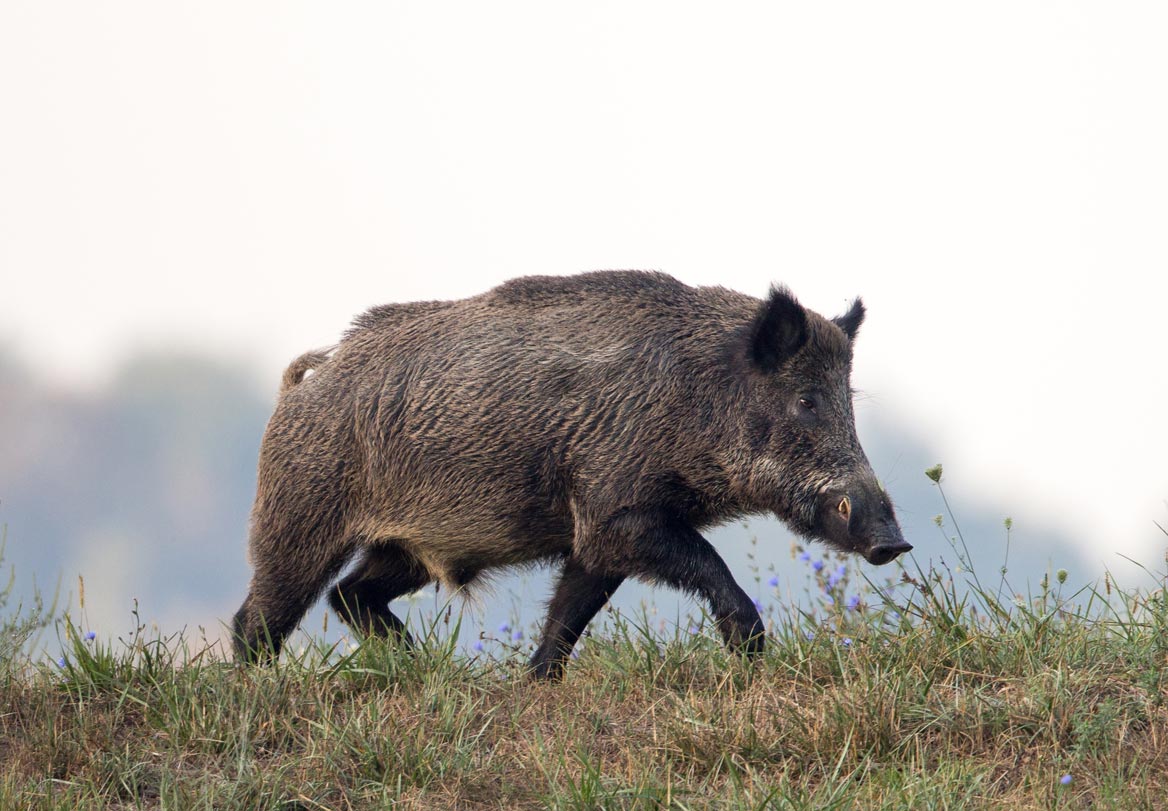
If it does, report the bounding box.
[791,393,820,425]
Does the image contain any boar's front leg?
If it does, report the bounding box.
[529,557,623,680]
[583,509,766,656]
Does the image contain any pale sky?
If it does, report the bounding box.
[2,3,1166,575]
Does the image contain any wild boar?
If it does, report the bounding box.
[232,270,909,678]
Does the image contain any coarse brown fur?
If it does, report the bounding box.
[232,270,909,678]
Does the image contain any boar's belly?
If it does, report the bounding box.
[349,498,574,586]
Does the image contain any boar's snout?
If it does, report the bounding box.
[816,485,912,566]
[864,538,913,566]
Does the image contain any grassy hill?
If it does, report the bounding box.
[3,520,1167,811]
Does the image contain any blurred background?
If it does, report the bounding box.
[1,3,1165,649]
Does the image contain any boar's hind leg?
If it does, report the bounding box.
[590,511,766,655]
[233,541,355,664]
[327,543,431,645]
[529,556,623,680]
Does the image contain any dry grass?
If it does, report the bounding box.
[3,491,1168,810]
[3,563,1168,810]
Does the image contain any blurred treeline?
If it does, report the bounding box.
[0,350,269,634]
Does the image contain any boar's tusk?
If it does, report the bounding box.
[838,496,851,521]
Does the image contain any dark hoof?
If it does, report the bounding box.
[527,659,566,681]
[718,613,766,655]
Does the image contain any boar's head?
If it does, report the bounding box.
[736,287,911,566]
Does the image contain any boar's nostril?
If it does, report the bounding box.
[837,496,851,521]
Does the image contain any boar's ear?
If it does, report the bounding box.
[832,297,865,342]
[748,286,808,372]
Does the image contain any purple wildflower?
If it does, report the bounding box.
[798,551,811,562]
[511,629,524,642]
[752,597,763,612]
[847,594,861,611]
[812,559,824,572]
[1060,774,1072,786]
[56,657,67,668]
[498,622,510,634]
[84,631,96,642]
[841,637,852,647]
[768,575,780,587]
[804,630,815,641]
[472,640,485,652]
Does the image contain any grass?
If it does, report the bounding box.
[2,478,1168,810]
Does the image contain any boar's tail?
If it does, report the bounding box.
[279,347,333,394]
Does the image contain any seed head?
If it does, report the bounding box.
[925,464,943,484]
[1056,569,1067,584]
